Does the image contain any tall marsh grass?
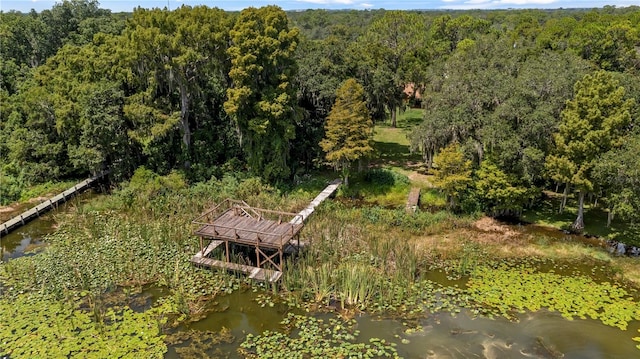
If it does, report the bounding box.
[282,200,472,311]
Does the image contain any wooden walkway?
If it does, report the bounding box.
[190,180,341,282]
[405,187,421,214]
[290,179,341,225]
[1,171,108,237]
[193,210,303,249]
[192,256,283,282]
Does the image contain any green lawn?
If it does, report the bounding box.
[373,108,424,171]
[522,193,640,246]
[346,107,440,207]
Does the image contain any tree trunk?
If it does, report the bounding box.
[179,80,191,169]
[341,162,350,187]
[570,191,585,233]
[390,106,397,128]
[425,150,433,170]
[607,209,614,227]
[559,183,569,214]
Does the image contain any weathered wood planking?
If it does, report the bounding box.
[192,240,223,260]
[0,171,108,236]
[405,187,421,214]
[290,179,341,225]
[194,210,303,248]
[192,256,282,282]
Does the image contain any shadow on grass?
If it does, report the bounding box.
[373,141,423,172]
[523,194,640,246]
[397,108,423,129]
[335,169,412,207]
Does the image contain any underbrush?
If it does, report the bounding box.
[523,192,640,246]
[0,177,78,206]
[338,168,412,207]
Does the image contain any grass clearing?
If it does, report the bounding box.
[523,192,640,246]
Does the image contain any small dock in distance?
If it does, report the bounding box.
[405,187,421,214]
[190,179,341,282]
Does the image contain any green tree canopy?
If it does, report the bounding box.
[224,5,300,182]
[354,11,427,126]
[319,78,374,186]
[432,142,472,209]
[546,70,634,231]
[594,132,640,226]
[474,160,532,217]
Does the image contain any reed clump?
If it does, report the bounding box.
[282,200,473,313]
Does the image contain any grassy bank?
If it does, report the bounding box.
[523,191,640,246]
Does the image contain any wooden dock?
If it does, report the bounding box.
[1,171,108,237]
[190,180,341,282]
[405,187,421,214]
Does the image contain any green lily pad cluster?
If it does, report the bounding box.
[239,313,400,358]
[0,294,169,358]
[466,265,640,329]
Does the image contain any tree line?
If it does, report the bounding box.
[1,1,639,231]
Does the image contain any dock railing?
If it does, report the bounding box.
[192,199,303,248]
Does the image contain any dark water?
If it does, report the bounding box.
[0,191,96,261]
[165,288,640,359]
[357,310,640,359]
[1,214,55,261]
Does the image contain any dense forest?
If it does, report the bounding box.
[1,0,639,232]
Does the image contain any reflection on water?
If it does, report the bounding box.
[1,216,54,261]
[1,191,96,261]
[165,289,292,359]
[356,310,640,359]
[163,288,640,359]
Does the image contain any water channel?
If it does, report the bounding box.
[165,287,640,358]
[2,199,639,358]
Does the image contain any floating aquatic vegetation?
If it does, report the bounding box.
[466,265,640,330]
[239,313,399,358]
[0,294,168,358]
[166,327,235,358]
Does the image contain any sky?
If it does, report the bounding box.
[1,0,638,13]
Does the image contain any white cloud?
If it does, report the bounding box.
[492,0,558,4]
[441,0,559,9]
[360,3,374,7]
[296,0,357,4]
